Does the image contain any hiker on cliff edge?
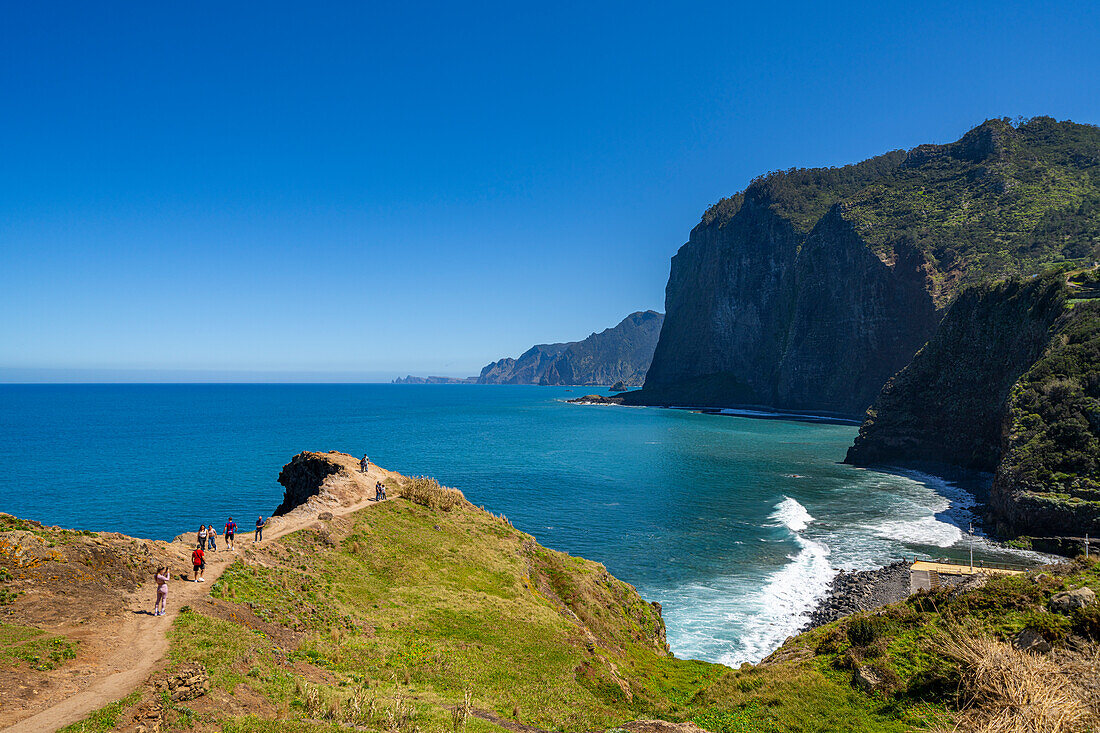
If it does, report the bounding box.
[153,566,169,616]
[255,516,265,542]
[360,454,370,473]
[225,517,237,550]
[192,544,205,582]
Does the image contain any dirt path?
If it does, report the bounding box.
[5,463,395,733]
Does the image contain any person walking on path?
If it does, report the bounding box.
[192,544,205,582]
[374,481,381,501]
[360,454,370,473]
[225,517,237,551]
[197,524,208,551]
[381,481,387,500]
[255,516,265,542]
[206,524,217,551]
[153,566,169,616]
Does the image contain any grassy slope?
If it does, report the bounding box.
[699,117,1100,305]
[51,470,1100,733]
[58,489,944,733]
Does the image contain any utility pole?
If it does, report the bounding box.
[968,522,974,570]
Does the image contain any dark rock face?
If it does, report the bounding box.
[846,277,1067,469]
[477,311,664,387]
[776,209,939,412]
[567,394,625,405]
[275,452,346,516]
[642,198,803,407]
[639,202,938,415]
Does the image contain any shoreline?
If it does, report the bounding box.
[802,561,912,630]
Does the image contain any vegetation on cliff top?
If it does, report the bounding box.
[50,486,941,733]
[699,117,1100,303]
[996,300,1100,533]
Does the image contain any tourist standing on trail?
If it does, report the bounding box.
[380,482,387,500]
[255,516,265,542]
[197,524,208,550]
[360,454,370,473]
[225,517,237,550]
[153,566,169,616]
[192,544,205,582]
[206,524,217,551]
[374,481,381,501]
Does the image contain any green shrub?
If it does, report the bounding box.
[847,617,883,648]
[1072,604,1100,638]
[1018,611,1071,641]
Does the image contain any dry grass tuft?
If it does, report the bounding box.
[400,477,467,512]
[932,632,1100,733]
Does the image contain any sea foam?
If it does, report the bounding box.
[714,497,835,666]
[769,495,814,532]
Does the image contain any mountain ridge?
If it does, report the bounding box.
[629,116,1100,416]
[477,310,664,386]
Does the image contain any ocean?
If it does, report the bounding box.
[0,383,1043,665]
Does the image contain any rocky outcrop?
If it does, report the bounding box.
[477,311,664,386]
[846,276,1067,469]
[275,452,348,516]
[567,394,625,405]
[1050,587,1097,613]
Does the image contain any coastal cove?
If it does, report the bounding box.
[0,383,1045,666]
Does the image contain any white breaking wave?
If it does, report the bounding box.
[718,532,834,666]
[874,515,962,548]
[769,495,814,532]
[674,497,836,666]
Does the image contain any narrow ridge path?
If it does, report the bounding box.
[6,466,393,733]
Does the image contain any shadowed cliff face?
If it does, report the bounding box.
[845,277,1068,470]
[644,197,801,406]
[776,209,939,412]
[640,202,939,415]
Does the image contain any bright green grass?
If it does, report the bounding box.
[0,622,77,671]
[180,496,965,732]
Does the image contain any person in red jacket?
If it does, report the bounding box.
[192,544,205,582]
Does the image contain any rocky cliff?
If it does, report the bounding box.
[477,342,570,384]
[992,300,1100,536]
[845,276,1068,469]
[632,117,1100,415]
[845,274,1100,538]
[477,311,664,386]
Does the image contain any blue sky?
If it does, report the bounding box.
[2,1,1098,381]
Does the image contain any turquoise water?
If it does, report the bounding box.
[0,384,1040,664]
